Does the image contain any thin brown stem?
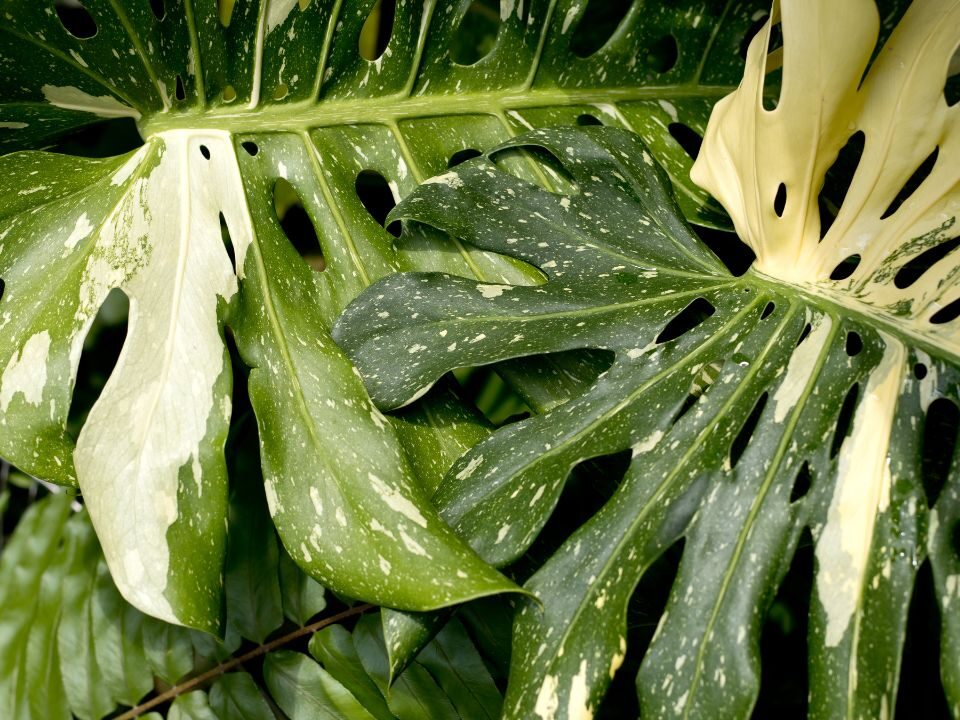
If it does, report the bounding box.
[116,603,374,719]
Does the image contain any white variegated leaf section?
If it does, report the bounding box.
[693,0,960,355]
[75,131,253,626]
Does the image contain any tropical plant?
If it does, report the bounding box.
[0,0,958,718]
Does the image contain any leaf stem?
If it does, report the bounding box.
[115,603,374,718]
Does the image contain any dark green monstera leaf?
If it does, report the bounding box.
[335,2,960,716]
[0,0,772,632]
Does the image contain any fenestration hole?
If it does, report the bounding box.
[274,179,326,271]
[448,148,482,168]
[921,398,959,507]
[829,254,861,281]
[647,35,679,73]
[55,0,98,39]
[668,122,702,161]
[729,392,769,468]
[845,331,862,357]
[655,298,716,344]
[359,0,396,61]
[569,0,632,58]
[356,170,401,237]
[149,0,165,21]
[774,183,787,217]
[931,297,960,325]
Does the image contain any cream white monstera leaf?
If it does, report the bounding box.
[0,1,773,632]
[335,0,960,716]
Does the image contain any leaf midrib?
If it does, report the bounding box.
[138,85,739,136]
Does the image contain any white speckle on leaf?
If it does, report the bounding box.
[772,316,832,422]
[632,430,663,455]
[309,486,323,515]
[422,171,464,188]
[535,674,559,719]
[266,0,299,32]
[367,472,428,527]
[562,4,580,33]
[455,454,483,481]
[64,213,93,250]
[478,284,511,298]
[658,99,678,121]
[568,661,592,720]
[1,331,51,412]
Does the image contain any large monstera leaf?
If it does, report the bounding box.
[335,2,960,717]
[0,1,770,631]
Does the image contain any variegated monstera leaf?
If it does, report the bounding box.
[335,1,960,717]
[0,0,773,633]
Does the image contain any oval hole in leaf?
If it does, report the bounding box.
[774,183,787,217]
[921,398,959,507]
[668,122,702,161]
[150,0,165,21]
[655,297,715,344]
[600,535,685,716]
[945,46,959,107]
[219,212,236,273]
[829,254,861,281]
[818,131,865,239]
[275,179,326,271]
[895,561,955,719]
[894,236,960,289]
[830,383,859,458]
[761,301,776,320]
[789,462,812,503]
[222,85,237,103]
[67,288,129,434]
[914,363,928,380]
[954,521,960,559]
[647,35,678,73]
[355,170,400,237]
[359,0,396,61]
[241,141,259,157]
[448,148,482,168]
[576,113,603,127]
[489,145,579,195]
[796,322,811,346]
[175,75,186,101]
[199,144,211,160]
[845,330,862,357]
[692,225,755,277]
[450,0,501,66]
[525,450,631,561]
[569,0,632,58]
[880,146,939,220]
[931,296,960,324]
[55,0,97,39]
[729,391,768,468]
[753,527,812,714]
[273,83,289,101]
